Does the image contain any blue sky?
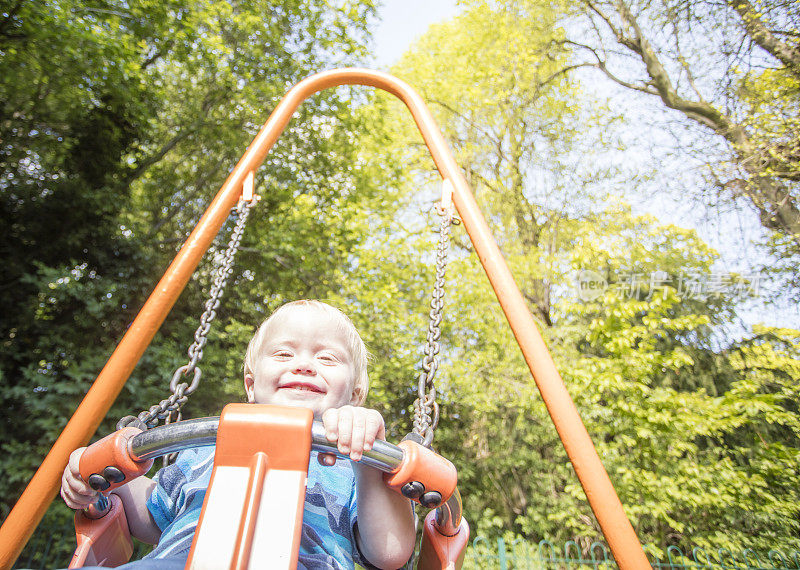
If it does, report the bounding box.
[371,1,460,68]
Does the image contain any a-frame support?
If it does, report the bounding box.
[0,68,649,570]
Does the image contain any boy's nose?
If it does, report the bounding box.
[293,358,316,375]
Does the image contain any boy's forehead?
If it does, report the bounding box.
[262,305,350,344]
[270,304,339,327]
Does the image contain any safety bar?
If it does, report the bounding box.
[125,418,461,532]
[127,417,404,470]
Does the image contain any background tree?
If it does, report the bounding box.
[561,0,800,289]
[352,0,800,553]
[1,0,377,560]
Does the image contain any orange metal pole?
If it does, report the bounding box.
[0,68,649,570]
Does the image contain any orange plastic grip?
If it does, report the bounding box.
[78,427,153,493]
[212,404,313,470]
[417,510,469,570]
[69,494,133,568]
[383,440,457,508]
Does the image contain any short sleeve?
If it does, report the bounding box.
[146,450,198,531]
[143,447,215,560]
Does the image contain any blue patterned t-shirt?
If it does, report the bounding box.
[144,447,368,568]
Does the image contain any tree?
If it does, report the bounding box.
[420,201,800,551]
[386,0,609,327]
[561,0,800,283]
[0,0,377,543]
[556,204,799,551]
[353,0,800,551]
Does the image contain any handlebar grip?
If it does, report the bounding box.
[78,427,153,494]
[384,440,457,508]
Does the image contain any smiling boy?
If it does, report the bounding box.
[61,300,416,569]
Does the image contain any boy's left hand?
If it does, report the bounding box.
[320,406,385,465]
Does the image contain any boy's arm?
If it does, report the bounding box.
[321,406,416,569]
[354,464,416,569]
[111,476,162,545]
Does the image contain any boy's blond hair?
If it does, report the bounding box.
[243,300,369,406]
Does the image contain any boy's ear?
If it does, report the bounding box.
[244,374,255,403]
[349,384,363,406]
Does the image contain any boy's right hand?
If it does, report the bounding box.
[60,447,98,510]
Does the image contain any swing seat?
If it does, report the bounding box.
[68,404,467,569]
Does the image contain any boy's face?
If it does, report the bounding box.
[244,306,357,418]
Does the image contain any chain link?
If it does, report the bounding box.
[128,198,255,431]
[413,210,454,447]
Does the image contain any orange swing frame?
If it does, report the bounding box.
[0,68,650,570]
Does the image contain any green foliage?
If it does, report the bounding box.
[558,225,800,549]
[421,205,799,551]
[3,0,799,562]
[0,0,376,529]
[357,0,800,554]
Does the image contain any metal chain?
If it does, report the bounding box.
[412,210,454,448]
[119,198,255,432]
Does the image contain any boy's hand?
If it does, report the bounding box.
[320,406,385,464]
[60,447,98,510]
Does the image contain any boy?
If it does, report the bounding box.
[61,300,417,569]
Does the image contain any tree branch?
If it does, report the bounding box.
[146,157,227,239]
[580,0,800,244]
[125,127,195,185]
[727,0,800,76]
[428,98,503,150]
[614,2,731,130]
[563,39,660,96]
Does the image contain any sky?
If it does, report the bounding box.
[371,1,460,68]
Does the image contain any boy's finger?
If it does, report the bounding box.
[317,452,337,467]
[349,412,367,461]
[61,489,78,509]
[75,486,97,500]
[62,470,77,494]
[64,469,94,497]
[65,490,88,509]
[337,406,354,454]
[68,447,86,478]
[322,408,339,441]
[61,487,91,510]
[364,412,383,451]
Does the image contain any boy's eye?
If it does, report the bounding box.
[273,350,292,359]
[318,353,339,364]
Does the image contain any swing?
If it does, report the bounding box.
[69,164,466,569]
[0,69,651,570]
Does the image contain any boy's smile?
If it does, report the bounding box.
[278,382,325,393]
[244,305,357,417]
